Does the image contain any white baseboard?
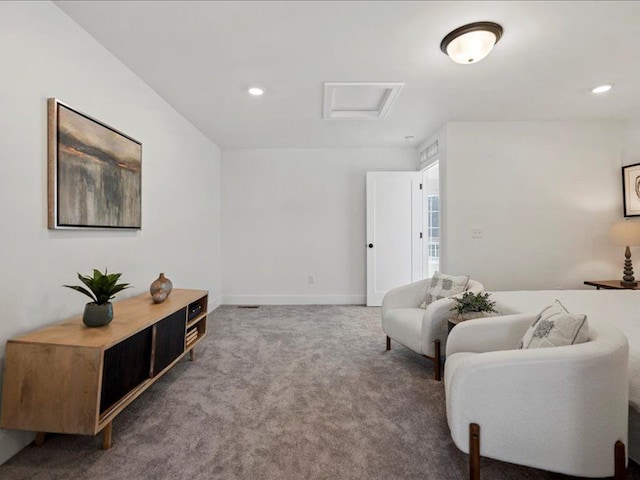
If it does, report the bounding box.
[208,294,223,311]
[221,294,366,305]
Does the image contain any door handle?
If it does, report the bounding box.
[368,243,374,248]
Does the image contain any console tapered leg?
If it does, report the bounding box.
[102,422,112,450]
[190,348,196,361]
[34,432,46,446]
[386,336,391,351]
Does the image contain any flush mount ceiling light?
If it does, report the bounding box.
[248,87,264,96]
[592,84,613,94]
[440,21,503,64]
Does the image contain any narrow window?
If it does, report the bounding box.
[422,162,439,277]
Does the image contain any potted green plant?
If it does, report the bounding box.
[64,269,131,327]
[450,291,498,322]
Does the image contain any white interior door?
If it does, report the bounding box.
[366,172,422,306]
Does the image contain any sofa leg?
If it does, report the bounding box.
[469,423,480,480]
[434,339,441,381]
[615,440,626,480]
[386,336,391,351]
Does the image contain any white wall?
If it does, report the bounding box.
[443,121,624,291]
[623,121,640,166]
[222,148,417,304]
[0,1,222,463]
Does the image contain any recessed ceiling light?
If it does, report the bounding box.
[441,22,503,64]
[591,84,612,94]
[248,87,264,96]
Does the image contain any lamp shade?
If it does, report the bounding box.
[610,221,640,246]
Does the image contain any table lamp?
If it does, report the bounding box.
[610,221,640,287]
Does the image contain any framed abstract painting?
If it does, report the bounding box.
[48,98,142,229]
[623,162,640,217]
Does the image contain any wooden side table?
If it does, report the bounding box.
[584,280,640,290]
[448,317,462,333]
[447,313,488,332]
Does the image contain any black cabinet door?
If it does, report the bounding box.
[100,326,152,414]
[154,308,186,375]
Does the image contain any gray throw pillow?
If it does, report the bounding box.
[420,271,469,309]
[520,299,589,349]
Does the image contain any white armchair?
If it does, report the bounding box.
[445,314,629,479]
[381,277,484,380]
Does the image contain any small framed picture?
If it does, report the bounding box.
[623,162,640,217]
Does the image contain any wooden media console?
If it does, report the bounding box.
[0,289,208,449]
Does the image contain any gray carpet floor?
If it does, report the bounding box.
[1,305,638,479]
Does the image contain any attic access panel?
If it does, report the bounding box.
[323,82,404,120]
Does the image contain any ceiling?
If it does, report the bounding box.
[55,1,640,150]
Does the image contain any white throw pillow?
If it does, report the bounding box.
[520,300,589,349]
[420,271,469,309]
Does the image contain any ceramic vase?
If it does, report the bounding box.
[83,302,113,327]
[150,273,173,303]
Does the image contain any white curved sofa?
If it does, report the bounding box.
[487,289,640,467]
[381,278,483,380]
[445,312,629,478]
[491,290,640,411]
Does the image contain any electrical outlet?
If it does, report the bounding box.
[308,275,315,285]
[471,228,483,239]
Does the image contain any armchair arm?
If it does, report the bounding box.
[383,278,483,322]
[445,327,629,477]
[445,313,536,357]
[421,296,458,354]
[381,279,430,318]
[419,280,487,356]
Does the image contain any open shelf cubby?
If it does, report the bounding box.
[186,295,208,350]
